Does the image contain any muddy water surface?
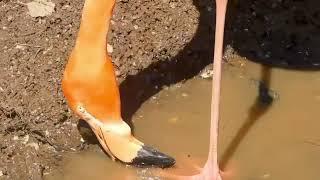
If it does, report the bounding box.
[45,59,320,180]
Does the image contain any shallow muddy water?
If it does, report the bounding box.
[45,59,320,180]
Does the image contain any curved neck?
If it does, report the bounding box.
[76,0,115,52]
[207,0,228,169]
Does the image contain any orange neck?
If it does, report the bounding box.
[64,0,121,121]
[75,0,115,53]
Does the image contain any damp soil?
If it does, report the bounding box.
[1,0,320,179]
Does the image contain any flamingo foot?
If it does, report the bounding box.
[157,168,233,180]
[150,155,214,179]
[157,168,223,180]
[154,155,236,180]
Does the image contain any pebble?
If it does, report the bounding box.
[168,117,178,124]
[200,69,213,79]
[181,93,188,97]
[23,135,29,144]
[13,135,19,141]
[15,44,26,50]
[107,43,113,53]
[261,173,271,179]
[26,142,39,151]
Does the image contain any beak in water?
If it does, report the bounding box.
[76,105,175,168]
[61,0,175,168]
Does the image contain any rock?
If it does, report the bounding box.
[200,69,213,79]
[26,142,39,151]
[168,117,178,124]
[181,93,188,97]
[107,43,113,53]
[27,0,55,18]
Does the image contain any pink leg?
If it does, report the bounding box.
[201,0,229,178]
[155,0,230,179]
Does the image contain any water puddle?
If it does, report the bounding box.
[45,57,320,180]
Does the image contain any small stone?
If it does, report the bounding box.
[26,142,39,151]
[13,135,19,141]
[23,135,29,144]
[7,15,14,22]
[169,2,176,8]
[261,173,270,179]
[45,130,49,136]
[115,70,121,76]
[265,52,271,58]
[181,93,188,97]
[107,43,113,53]
[200,69,213,79]
[133,25,139,29]
[16,44,26,50]
[0,170,3,177]
[168,117,178,124]
[27,0,55,18]
[61,5,70,10]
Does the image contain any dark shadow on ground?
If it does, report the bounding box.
[120,0,320,130]
[219,0,320,167]
[119,0,216,128]
[220,66,274,169]
[227,0,320,70]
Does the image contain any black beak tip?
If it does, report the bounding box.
[131,145,175,168]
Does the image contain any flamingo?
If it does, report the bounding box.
[62,0,229,178]
[62,0,175,168]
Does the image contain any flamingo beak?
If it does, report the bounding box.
[132,145,176,168]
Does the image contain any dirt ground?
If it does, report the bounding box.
[0,0,319,179]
